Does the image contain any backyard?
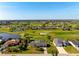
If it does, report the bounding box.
[64,46,79,54]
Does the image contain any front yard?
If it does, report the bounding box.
[64,46,79,54]
[2,45,44,54]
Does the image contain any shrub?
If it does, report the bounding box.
[0,41,5,45]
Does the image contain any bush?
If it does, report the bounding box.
[19,41,27,50]
[47,44,51,47]
[0,41,5,45]
[2,46,20,53]
[27,45,33,49]
[51,49,59,56]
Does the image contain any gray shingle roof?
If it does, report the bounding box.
[0,33,20,41]
[29,40,47,47]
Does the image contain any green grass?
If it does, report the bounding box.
[20,48,43,54]
[0,28,10,32]
[1,28,79,41]
[54,30,79,40]
[6,47,43,54]
[64,46,79,54]
[3,45,44,54]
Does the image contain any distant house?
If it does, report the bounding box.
[0,21,11,25]
[0,33,20,41]
[29,40,47,47]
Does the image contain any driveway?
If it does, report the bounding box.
[53,39,68,56]
[56,47,68,56]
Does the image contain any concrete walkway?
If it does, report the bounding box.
[43,47,48,55]
[69,41,79,51]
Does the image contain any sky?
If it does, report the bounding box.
[0,2,79,20]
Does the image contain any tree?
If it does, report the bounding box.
[52,49,59,56]
[19,33,32,50]
[10,27,16,32]
[0,41,5,46]
[47,35,51,40]
[23,33,32,43]
[19,40,27,50]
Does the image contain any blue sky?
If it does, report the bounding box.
[0,2,79,20]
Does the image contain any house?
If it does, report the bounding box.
[0,21,11,25]
[0,33,20,51]
[54,38,70,47]
[72,41,79,47]
[54,39,63,47]
[29,40,47,47]
[62,41,71,47]
[0,33,20,41]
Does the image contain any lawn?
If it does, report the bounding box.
[54,30,79,41]
[1,29,79,41]
[9,48,43,54]
[20,48,43,54]
[2,46,44,54]
[0,28,10,32]
[64,46,79,54]
[1,28,79,41]
[27,30,79,41]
